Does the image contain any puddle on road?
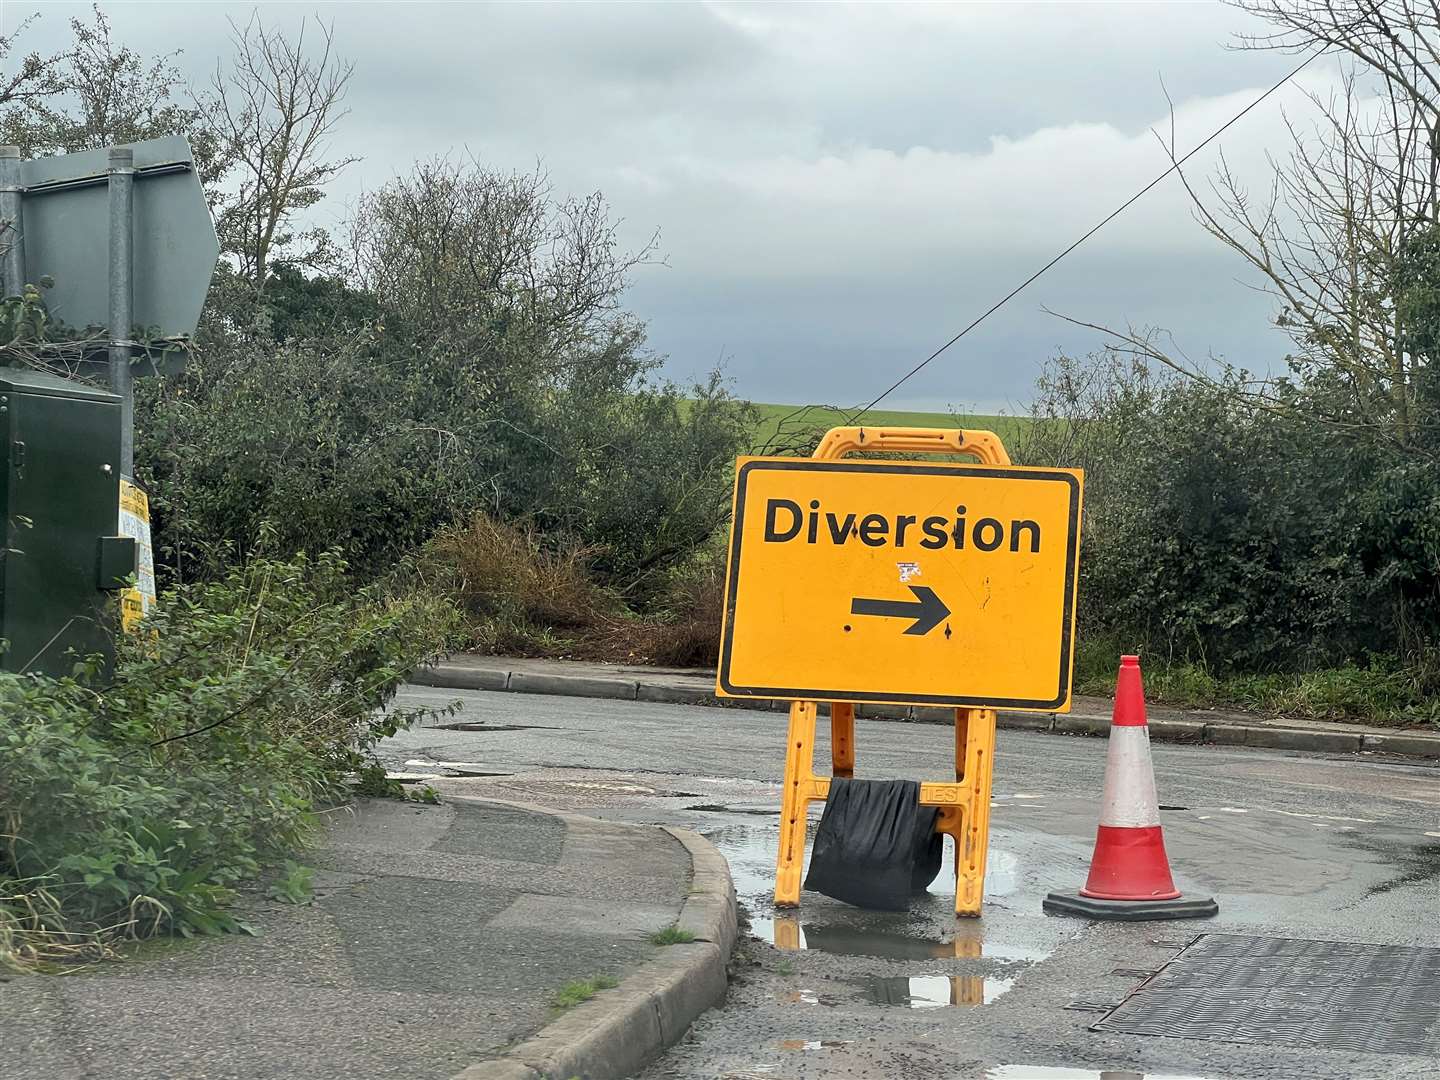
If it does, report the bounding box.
[686,803,781,816]
[749,915,1048,963]
[1346,830,1440,897]
[866,973,1015,1007]
[706,817,1051,968]
[705,814,1062,1016]
[507,778,705,798]
[708,814,1021,906]
[775,972,1016,1009]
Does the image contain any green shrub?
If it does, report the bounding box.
[1076,636,1440,726]
[137,305,754,595]
[0,546,455,970]
[1022,352,1431,670]
[507,372,755,591]
[1025,348,1440,722]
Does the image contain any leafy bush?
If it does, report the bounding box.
[135,330,478,584]
[1074,636,1440,725]
[137,326,753,595]
[1022,349,1440,722]
[0,547,454,970]
[503,372,755,591]
[135,156,756,596]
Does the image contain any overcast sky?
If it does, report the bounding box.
[5,1,1335,412]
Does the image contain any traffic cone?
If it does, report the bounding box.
[1043,656,1218,921]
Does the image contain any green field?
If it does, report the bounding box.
[746,402,1031,453]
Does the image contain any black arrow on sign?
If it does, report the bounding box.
[850,585,951,636]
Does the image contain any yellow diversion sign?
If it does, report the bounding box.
[724,427,1082,917]
[718,454,1083,711]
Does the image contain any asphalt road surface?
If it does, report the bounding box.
[382,687,1440,1080]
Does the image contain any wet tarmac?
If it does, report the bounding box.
[382,686,1440,1080]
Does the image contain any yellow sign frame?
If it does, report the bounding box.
[728,426,1081,917]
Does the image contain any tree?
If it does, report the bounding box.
[349,156,657,383]
[1062,2,1440,452]
[0,8,356,299]
[0,15,65,112]
[340,156,752,588]
[0,7,219,179]
[1235,2,1440,123]
[1043,2,1440,671]
[1211,1,1440,443]
[208,14,357,293]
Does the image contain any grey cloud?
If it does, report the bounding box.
[631,246,1281,412]
[3,1,1311,408]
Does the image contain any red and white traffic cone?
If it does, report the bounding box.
[1044,656,1218,920]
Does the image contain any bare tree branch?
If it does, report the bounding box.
[208,14,357,292]
[1152,12,1440,443]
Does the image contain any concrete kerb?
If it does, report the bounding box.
[1249,726,1363,753]
[663,826,739,962]
[448,797,736,1080]
[1147,718,1208,742]
[412,662,1440,760]
[1051,712,1111,738]
[1362,730,1440,756]
[636,682,716,707]
[410,664,510,693]
[508,671,640,701]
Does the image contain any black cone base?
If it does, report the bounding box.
[1043,891,1219,921]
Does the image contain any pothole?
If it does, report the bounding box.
[685,804,781,816]
[434,722,549,732]
[403,759,510,777]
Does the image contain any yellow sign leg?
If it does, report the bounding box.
[772,700,996,917]
[775,701,818,907]
[954,707,997,917]
[830,702,855,778]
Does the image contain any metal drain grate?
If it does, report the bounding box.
[1093,933,1440,1056]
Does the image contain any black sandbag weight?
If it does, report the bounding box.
[803,777,944,911]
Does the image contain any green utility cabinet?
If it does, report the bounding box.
[1,369,135,677]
